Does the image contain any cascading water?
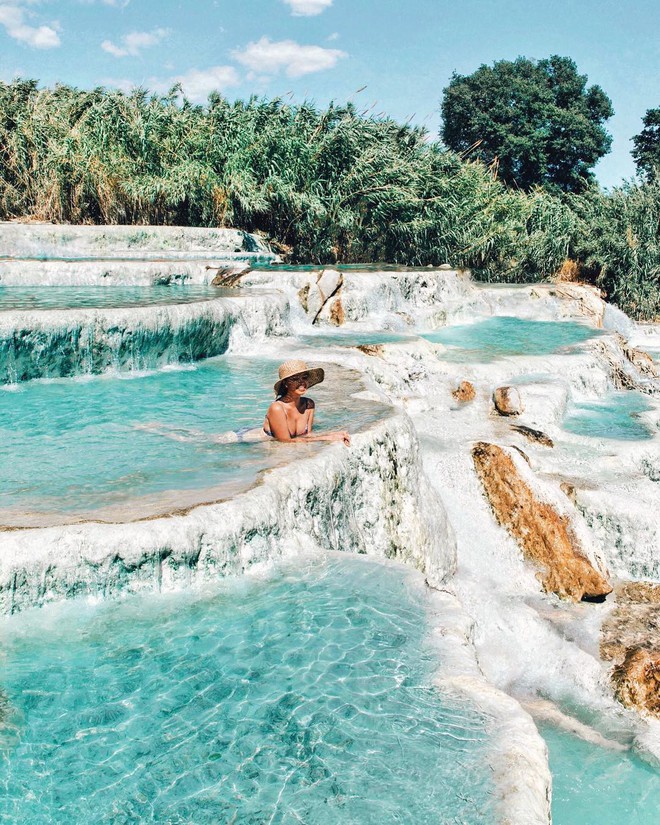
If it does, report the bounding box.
[1,226,659,823]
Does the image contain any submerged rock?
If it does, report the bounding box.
[452,380,476,403]
[612,648,660,718]
[472,442,612,602]
[492,386,524,416]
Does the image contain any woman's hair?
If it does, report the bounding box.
[276,377,293,398]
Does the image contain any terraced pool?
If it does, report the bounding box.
[423,316,601,362]
[0,358,385,524]
[0,556,496,824]
[562,391,654,441]
[0,285,234,311]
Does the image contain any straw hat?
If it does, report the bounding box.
[274,360,325,396]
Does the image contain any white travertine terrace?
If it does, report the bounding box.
[2,226,660,822]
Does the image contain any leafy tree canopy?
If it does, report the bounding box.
[441,55,614,193]
[632,107,660,181]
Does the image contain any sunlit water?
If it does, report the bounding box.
[422,317,601,362]
[0,285,235,311]
[541,725,660,824]
[0,358,385,522]
[0,556,496,824]
[562,391,654,441]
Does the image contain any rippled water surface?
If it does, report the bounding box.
[562,391,654,441]
[0,285,234,311]
[0,556,495,824]
[541,725,660,824]
[0,358,384,521]
[423,316,601,362]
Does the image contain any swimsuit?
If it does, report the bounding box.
[263,400,311,439]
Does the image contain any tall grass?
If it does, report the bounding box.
[0,80,658,319]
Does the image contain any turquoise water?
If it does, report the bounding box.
[0,556,495,824]
[0,358,384,521]
[0,285,233,311]
[298,330,412,348]
[423,317,601,362]
[541,725,660,824]
[563,391,654,441]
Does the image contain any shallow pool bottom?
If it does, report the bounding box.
[562,391,654,441]
[541,725,660,824]
[423,316,601,362]
[0,556,495,824]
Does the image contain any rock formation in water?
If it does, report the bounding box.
[472,442,612,601]
[602,581,660,718]
[510,424,554,447]
[452,380,476,402]
[612,648,660,717]
[493,386,524,416]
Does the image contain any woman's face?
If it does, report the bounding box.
[286,373,309,396]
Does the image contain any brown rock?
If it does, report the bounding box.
[617,581,660,605]
[472,442,612,602]
[329,297,345,326]
[612,648,660,717]
[555,259,582,283]
[356,344,384,357]
[624,346,660,378]
[298,283,310,312]
[601,602,660,662]
[210,265,250,287]
[560,482,577,504]
[493,386,524,416]
[510,424,554,448]
[452,381,476,403]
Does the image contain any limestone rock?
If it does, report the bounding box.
[510,424,554,448]
[472,442,612,602]
[612,648,660,717]
[601,581,660,718]
[210,264,250,286]
[356,344,384,357]
[624,346,660,379]
[452,381,476,403]
[304,269,344,324]
[329,297,345,326]
[493,386,524,416]
[298,283,310,312]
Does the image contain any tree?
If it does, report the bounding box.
[632,107,660,181]
[441,56,614,193]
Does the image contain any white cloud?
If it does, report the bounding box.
[0,4,60,49]
[232,37,346,78]
[102,27,169,58]
[152,65,240,103]
[283,0,333,16]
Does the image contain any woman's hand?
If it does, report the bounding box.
[326,430,351,445]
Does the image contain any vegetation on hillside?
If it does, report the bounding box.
[0,79,658,319]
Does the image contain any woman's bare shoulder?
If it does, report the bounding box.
[266,400,285,416]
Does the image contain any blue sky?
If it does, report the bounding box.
[0,0,657,188]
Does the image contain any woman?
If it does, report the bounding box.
[137,359,350,446]
[263,360,350,445]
